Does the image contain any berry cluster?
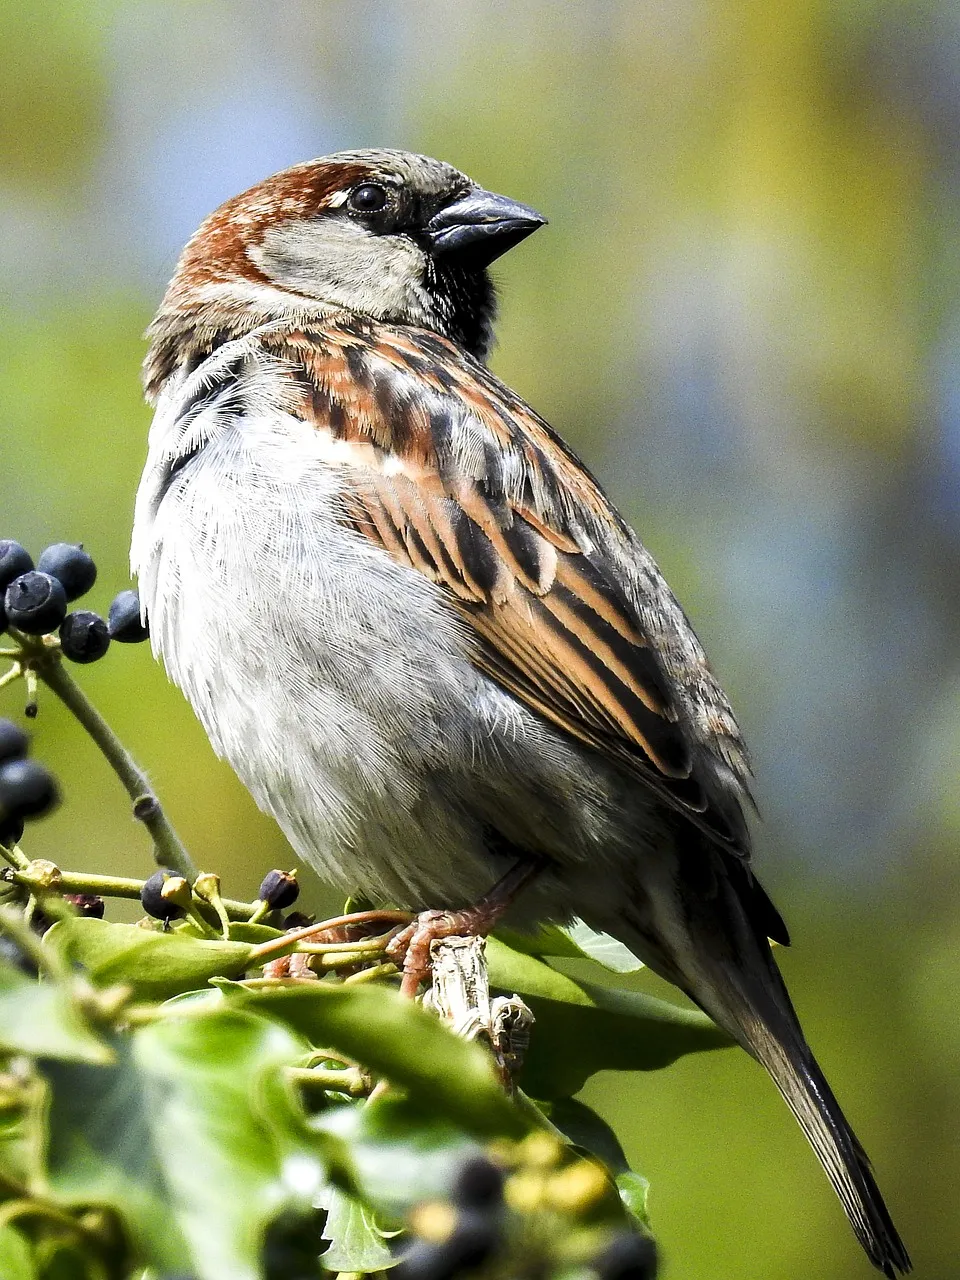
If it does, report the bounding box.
[0,718,58,846]
[0,538,149,660]
[394,1150,658,1280]
[394,1156,506,1280]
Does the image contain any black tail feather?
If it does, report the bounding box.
[613,844,910,1275]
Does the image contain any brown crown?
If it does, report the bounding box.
[170,159,374,293]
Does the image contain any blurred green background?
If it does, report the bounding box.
[1,1,957,1276]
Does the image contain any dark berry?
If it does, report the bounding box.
[391,1241,449,1280]
[0,758,59,821]
[140,869,186,921]
[36,543,97,602]
[452,1155,505,1211]
[59,611,110,664]
[63,893,105,919]
[0,814,24,846]
[0,934,37,976]
[594,1232,658,1280]
[0,720,29,765]
[4,572,68,635]
[108,590,149,642]
[395,1213,499,1280]
[258,869,300,910]
[283,911,314,929]
[446,1212,500,1271]
[0,541,33,592]
[262,1209,327,1280]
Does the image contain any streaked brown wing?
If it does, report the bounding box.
[262,321,746,845]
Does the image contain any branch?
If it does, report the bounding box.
[37,657,197,881]
[426,935,534,1088]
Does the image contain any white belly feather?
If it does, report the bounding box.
[131,341,626,913]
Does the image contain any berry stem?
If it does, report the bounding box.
[0,840,30,870]
[0,664,23,691]
[37,657,198,882]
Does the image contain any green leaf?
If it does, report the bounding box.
[46,1008,321,1280]
[559,921,644,974]
[45,918,254,1001]
[548,1097,632,1173]
[313,1096,477,1215]
[223,921,285,945]
[0,1059,50,1192]
[494,924,587,960]
[45,1039,190,1272]
[0,1224,36,1280]
[319,1188,398,1274]
[616,1170,651,1230]
[495,921,644,973]
[313,1097,470,1275]
[486,938,731,1098]
[132,1007,318,1280]
[0,958,111,1064]
[217,980,524,1139]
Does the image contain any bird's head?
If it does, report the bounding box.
[144,149,546,396]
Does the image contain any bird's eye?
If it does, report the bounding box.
[347,183,389,213]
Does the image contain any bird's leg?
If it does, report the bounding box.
[387,859,542,998]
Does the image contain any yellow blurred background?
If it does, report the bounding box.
[1,2,957,1276]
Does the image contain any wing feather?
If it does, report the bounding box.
[260,321,751,849]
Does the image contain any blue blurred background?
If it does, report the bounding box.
[0,2,957,1275]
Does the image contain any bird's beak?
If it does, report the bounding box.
[426,188,546,267]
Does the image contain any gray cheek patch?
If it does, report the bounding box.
[250,218,437,330]
[251,218,371,296]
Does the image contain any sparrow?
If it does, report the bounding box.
[131,149,909,1275]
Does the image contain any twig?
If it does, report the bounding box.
[427,936,534,1089]
[0,905,71,984]
[37,657,197,881]
[2,865,260,922]
[342,961,398,984]
[249,909,413,963]
[287,1065,369,1096]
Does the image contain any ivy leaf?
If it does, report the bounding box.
[548,1097,632,1172]
[216,980,523,1139]
[45,1038,191,1272]
[0,956,111,1063]
[493,924,587,960]
[46,918,254,1001]
[132,1007,318,1280]
[616,1170,652,1230]
[313,1096,478,1215]
[318,1187,399,1274]
[559,921,644,973]
[311,1098,476,1274]
[495,921,644,973]
[224,922,285,944]
[486,938,731,1098]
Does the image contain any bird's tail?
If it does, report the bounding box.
[611,850,910,1277]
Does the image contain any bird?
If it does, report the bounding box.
[131,148,909,1276]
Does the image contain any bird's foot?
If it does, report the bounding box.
[387,902,509,997]
[263,950,319,980]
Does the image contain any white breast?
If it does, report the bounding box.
[131,338,628,914]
